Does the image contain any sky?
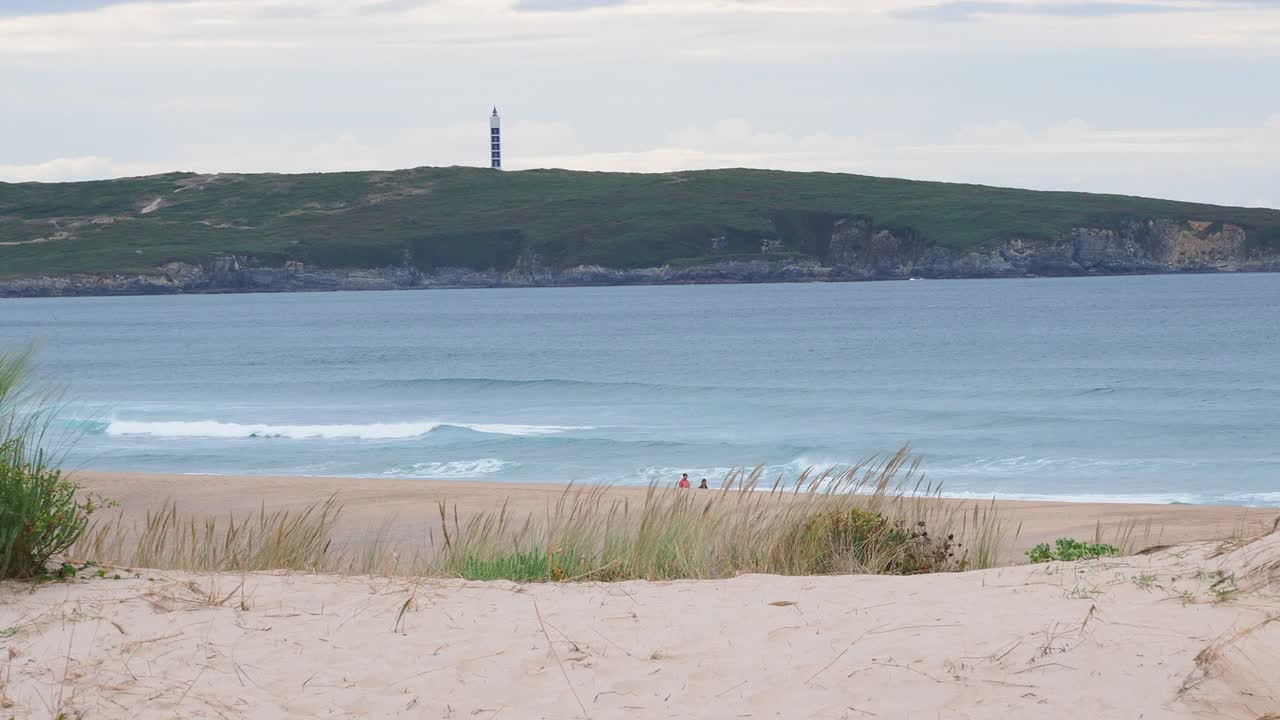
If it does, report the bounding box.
[1,0,1278,208]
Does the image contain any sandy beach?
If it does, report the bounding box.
[69,470,1280,564]
[2,471,1278,718]
[2,524,1278,718]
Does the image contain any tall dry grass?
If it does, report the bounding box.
[73,497,347,573]
[433,448,1012,581]
[69,448,1015,581]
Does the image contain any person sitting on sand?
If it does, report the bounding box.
[698,479,709,489]
[678,473,691,489]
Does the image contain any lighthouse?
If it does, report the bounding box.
[489,107,501,169]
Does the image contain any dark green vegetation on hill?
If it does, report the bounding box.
[2,166,1279,277]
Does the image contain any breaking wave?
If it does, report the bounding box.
[378,459,517,479]
[101,419,591,440]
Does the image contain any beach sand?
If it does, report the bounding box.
[70,470,1280,564]
[4,471,1278,718]
[2,527,1278,718]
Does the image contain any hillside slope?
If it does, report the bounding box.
[2,166,1278,295]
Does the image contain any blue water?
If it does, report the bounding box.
[1,274,1278,505]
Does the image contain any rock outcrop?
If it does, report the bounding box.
[2,219,1276,298]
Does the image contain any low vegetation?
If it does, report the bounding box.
[439,453,997,582]
[65,449,1015,582]
[1026,537,1121,564]
[0,349,101,579]
[77,499,342,573]
[4,166,1280,277]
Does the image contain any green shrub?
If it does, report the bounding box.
[782,507,959,575]
[0,349,99,579]
[1026,537,1120,564]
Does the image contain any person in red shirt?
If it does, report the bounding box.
[677,473,691,489]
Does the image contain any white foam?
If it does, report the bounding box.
[106,419,445,440]
[1219,491,1280,506]
[380,459,515,478]
[461,423,592,437]
[594,465,736,486]
[590,460,833,487]
[588,459,1222,506]
[936,489,1203,505]
[104,419,589,440]
[926,455,1171,478]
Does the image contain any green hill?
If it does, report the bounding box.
[2,166,1278,278]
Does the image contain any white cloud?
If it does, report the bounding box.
[4,114,1277,209]
[939,116,1280,163]
[0,120,584,181]
[515,115,1280,206]
[2,0,1277,55]
[0,0,1276,208]
[0,156,168,183]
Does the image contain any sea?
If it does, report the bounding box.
[1,273,1277,506]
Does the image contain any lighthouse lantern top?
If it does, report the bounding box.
[490,108,500,129]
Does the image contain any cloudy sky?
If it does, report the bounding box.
[1,0,1277,207]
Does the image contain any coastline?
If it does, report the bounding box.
[2,262,1280,298]
[70,470,1279,564]
[4,260,1279,299]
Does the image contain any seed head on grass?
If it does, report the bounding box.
[72,496,346,574]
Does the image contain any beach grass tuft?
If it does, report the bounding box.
[432,448,1004,582]
[0,348,103,580]
[75,497,343,573]
[68,447,1015,581]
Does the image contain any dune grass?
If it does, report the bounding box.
[434,449,1010,582]
[76,498,344,573]
[0,348,103,579]
[68,448,1015,581]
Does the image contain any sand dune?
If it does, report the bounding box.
[3,530,1278,718]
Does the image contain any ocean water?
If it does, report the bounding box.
[1,274,1278,506]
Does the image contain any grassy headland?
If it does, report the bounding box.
[3,166,1279,278]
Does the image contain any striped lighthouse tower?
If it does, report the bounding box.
[489,107,501,170]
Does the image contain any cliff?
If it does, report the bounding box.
[2,167,1278,297]
[3,217,1275,297]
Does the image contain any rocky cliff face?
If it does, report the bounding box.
[2,219,1275,298]
[822,217,1268,279]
